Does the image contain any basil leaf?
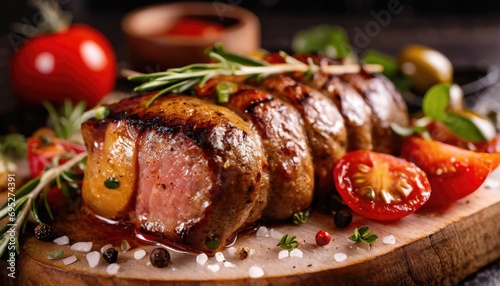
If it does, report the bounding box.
[292,25,351,59]
[442,113,487,142]
[422,83,450,121]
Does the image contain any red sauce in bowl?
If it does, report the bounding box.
[166,18,225,38]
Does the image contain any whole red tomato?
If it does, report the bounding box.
[10,24,116,107]
[333,150,431,221]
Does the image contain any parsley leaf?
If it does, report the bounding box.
[293,210,309,225]
[349,225,378,246]
[277,234,299,250]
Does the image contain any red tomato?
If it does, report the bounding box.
[28,129,86,177]
[334,150,431,221]
[10,24,116,107]
[400,136,500,211]
[426,121,498,153]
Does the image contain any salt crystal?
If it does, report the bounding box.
[53,236,69,245]
[256,226,269,237]
[106,263,120,275]
[134,249,146,260]
[334,253,347,262]
[62,255,77,265]
[86,251,100,268]
[383,235,396,245]
[70,242,93,252]
[227,247,236,256]
[269,228,283,239]
[249,266,264,278]
[101,244,113,253]
[215,252,225,262]
[278,250,289,260]
[223,261,236,268]
[290,248,303,258]
[207,264,220,272]
[196,253,208,265]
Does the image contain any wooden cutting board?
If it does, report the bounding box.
[2,171,500,286]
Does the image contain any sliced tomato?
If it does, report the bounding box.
[28,128,86,177]
[333,150,431,221]
[400,136,500,211]
[426,121,498,153]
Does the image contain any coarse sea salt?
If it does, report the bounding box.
[134,249,147,260]
[86,251,100,268]
[207,264,220,272]
[70,242,93,252]
[383,235,396,245]
[215,252,225,262]
[106,263,120,275]
[290,249,303,258]
[269,228,284,239]
[278,250,289,260]
[334,253,347,262]
[223,261,236,268]
[227,247,236,257]
[196,253,208,265]
[62,255,77,266]
[53,236,69,245]
[249,266,264,278]
[256,226,269,237]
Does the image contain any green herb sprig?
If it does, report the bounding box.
[348,225,378,248]
[0,152,87,257]
[277,234,299,250]
[293,210,309,225]
[128,44,382,107]
[392,83,496,142]
[0,105,109,257]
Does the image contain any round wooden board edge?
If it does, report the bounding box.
[1,199,499,286]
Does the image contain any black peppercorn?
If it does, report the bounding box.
[150,248,170,268]
[334,209,352,228]
[103,248,118,264]
[34,223,54,242]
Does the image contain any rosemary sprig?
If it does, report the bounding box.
[129,44,383,107]
[0,105,108,257]
[0,152,87,257]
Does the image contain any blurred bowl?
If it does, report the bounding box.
[122,2,260,71]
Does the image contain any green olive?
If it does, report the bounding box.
[397,44,453,94]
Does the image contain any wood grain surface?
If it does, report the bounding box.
[1,171,500,286]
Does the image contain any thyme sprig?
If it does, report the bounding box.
[348,225,378,249]
[129,44,382,107]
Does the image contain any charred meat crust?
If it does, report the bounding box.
[257,74,347,196]
[83,95,264,251]
[196,80,314,220]
[341,72,409,154]
[226,88,314,220]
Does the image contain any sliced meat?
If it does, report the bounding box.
[265,53,373,151]
[196,80,315,220]
[82,95,264,251]
[257,74,347,196]
[341,72,410,154]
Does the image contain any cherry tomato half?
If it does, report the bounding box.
[400,136,500,211]
[10,24,116,107]
[28,129,86,177]
[334,150,431,221]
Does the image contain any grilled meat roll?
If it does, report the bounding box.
[196,80,315,220]
[82,95,264,252]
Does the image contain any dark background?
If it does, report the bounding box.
[1,1,500,284]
